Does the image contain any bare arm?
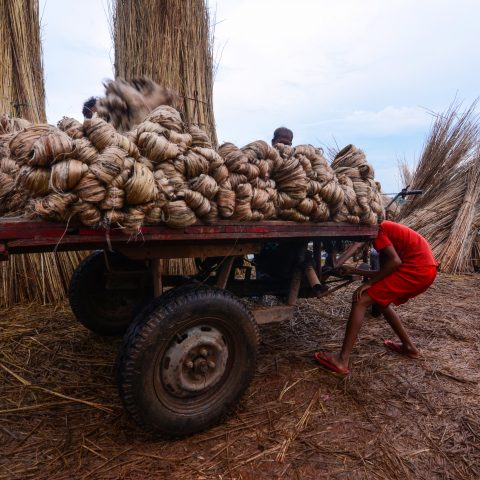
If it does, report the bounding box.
[349,246,402,302]
[337,246,402,280]
[364,246,402,286]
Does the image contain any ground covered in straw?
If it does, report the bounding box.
[1,273,479,479]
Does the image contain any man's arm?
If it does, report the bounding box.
[350,246,402,302]
[364,246,402,285]
[337,247,401,279]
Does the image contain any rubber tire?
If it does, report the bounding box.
[117,285,260,437]
[69,251,152,336]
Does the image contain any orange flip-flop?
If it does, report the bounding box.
[383,339,421,359]
[314,351,349,376]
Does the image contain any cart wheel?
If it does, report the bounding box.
[69,251,152,336]
[118,286,260,436]
[369,249,382,317]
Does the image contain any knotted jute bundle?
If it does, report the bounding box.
[0,115,32,215]
[0,107,385,231]
[331,144,385,224]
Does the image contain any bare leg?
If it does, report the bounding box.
[380,305,420,357]
[327,291,373,370]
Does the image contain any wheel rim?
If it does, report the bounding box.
[153,316,237,413]
[161,325,228,397]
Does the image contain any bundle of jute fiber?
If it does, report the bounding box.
[12,105,226,231]
[274,143,344,222]
[134,106,229,227]
[96,77,176,132]
[0,115,32,215]
[218,141,278,221]
[331,145,385,224]
[2,105,384,230]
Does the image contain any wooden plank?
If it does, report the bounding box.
[252,305,296,325]
[117,242,261,260]
[0,217,378,255]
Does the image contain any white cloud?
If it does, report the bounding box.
[304,106,432,136]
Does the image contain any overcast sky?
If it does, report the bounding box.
[40,0,479,192]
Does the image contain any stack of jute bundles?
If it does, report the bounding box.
[4,106,232,233]
[217,141,346,223]
[331,145,385,225]
[0,105,385,231]
[0,115,31,215]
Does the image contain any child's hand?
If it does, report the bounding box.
[336,265,356,276]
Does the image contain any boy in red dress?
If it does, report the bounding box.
[315,220,438,375]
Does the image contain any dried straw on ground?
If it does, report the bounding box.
[398,102,480,273]
[0,0,45,122]
[1,273,479,478]
[111,0,217,146]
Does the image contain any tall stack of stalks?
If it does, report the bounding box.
[0,0,45,122]
[112,0,217,274]
[112,0,217,146]
[397,103,480,273]
[0,0,87,307]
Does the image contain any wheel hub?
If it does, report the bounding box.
[161,325,228,397]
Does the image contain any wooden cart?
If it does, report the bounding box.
[0,218,378,436]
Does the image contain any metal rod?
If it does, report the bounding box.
[334,241,365,267]
[152,258,163,297]
[287,268,302,306]
[216,256,235,289]
[315,280,352,298]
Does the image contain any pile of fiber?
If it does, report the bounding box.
[96,77,175,132]
[0,106,384,232]
[0,115,31,215]
[331,145,385,225]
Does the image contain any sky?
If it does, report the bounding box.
[39,0,480,193]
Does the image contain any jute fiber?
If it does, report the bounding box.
[0,107,385,232]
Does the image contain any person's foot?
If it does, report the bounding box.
[383,339,421,359]
[314,351,349,375]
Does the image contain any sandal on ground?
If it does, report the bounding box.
[383,339,422,359]
[314,351,349,376]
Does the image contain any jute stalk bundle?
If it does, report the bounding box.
[398,102,480,273]
[112,0,217,146]
[0,0,45,122]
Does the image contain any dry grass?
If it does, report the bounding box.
[111,0,217,146]
[0,0,45,122]
[398,102,480,274]
[1,273,479,479]
[0,251,90,308]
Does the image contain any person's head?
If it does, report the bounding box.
[82,97,97,119]
[272,127,293,146]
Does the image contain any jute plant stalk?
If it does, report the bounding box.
[0,0,46,122]
[398,102,480,273]
[0,0,89,306]
[111,0,217,146]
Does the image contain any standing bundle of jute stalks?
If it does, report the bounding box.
[0,106,385,231]
[397,102,480,274]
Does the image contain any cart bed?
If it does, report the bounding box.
[0,217,378,259]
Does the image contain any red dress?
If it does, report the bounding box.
[367,221,437,308]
